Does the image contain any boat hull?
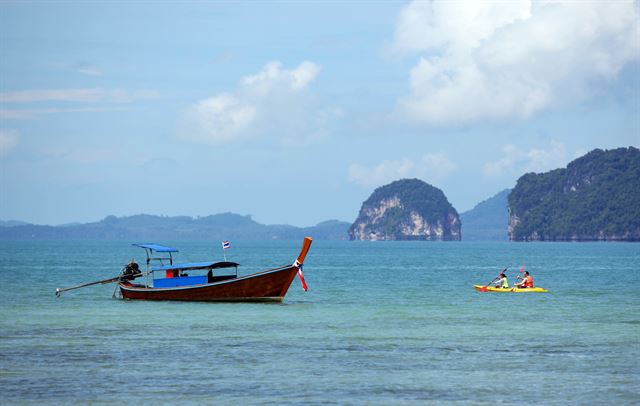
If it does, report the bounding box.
[120,266,299,302]
[474,285,549,293]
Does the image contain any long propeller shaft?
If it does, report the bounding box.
[55,270,144,297]
[55,276,122,297]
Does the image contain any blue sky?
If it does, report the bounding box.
[1,1,638,226]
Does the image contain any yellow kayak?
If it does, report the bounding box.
[474,285,549,293]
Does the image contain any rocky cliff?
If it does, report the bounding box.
[508,147,640,241]
[349,179,461,241]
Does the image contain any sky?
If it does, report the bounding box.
[1,0,639,227]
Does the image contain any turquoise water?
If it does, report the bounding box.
[1,240,639,404]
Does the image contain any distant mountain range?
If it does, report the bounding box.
[0,220,30,227]
[4,147,637,242]
[0,213,351,241]
[460,189,510,241]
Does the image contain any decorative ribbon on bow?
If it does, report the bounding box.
[293,259,308,292]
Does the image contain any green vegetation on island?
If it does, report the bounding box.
[508,147,640,241]
[349,178,461,241]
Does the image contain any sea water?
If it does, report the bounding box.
[1,240,638,404]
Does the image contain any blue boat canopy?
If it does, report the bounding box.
[133,243,179,253]
[152,261,240,272]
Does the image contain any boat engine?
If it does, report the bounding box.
[121,260,142,281]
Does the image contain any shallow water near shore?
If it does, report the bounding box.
[1,240,638,404]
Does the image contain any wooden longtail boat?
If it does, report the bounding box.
[119,237,312,302]
[55,237,312,302]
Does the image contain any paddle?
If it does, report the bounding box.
[55,266,143,297]
[479,268,507,292]
[479,279,495,292]
[511,264,525,291]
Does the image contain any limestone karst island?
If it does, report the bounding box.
[348,179,461,241]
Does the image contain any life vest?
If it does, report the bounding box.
[501,278,509,288]
[523,275,533,288]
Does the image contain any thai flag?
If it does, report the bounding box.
[222,241,231,250]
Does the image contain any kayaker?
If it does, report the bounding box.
[515,271,534,288]
[494,272,508,288]
[489,268,508,288]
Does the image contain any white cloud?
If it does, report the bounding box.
[0,110,35,120]
[392,1,531,54]
[0,107,116,119]
[348,152,456,187]
[348,158,415,187]
[483,141,567,177]
[0,88,159,103]
[484,145,520,178]
[392,1,640,124]
[0,130,19,157]
[182,93,257,144]
[421,152,456,180]
[242,61,320,92]
[0,89,158,120]
[179,61,323,144]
